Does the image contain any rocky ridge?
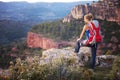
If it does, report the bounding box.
[40,47,115,67]
[63,0,120,24]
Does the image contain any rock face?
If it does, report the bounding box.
[40,47,115,67]
[27,32,58,49]
[63,0,120,24]
[41,47,92,65]
[27,32,73,49]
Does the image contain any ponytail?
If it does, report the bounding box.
[84,13,93,21]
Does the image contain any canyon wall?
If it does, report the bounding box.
[63,0,120,24]
[27,32,58,49]
[27,32,73,49]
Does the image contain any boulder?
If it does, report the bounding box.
[97,55,116,67]
[40,47,116,67]
[41,47,93,65]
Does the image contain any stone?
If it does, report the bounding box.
[111,36,119,43]
[40,47,115,67]
[41,47,97,65]
[27,32,58,49]
[27,32,73,49]
[77,47,92,62]
[97,55,116,67]
[63,0,120,24]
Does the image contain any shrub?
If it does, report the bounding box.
[9,56,84,80]
[109,56,120,80]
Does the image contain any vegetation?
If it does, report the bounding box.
[109,56,120,80]
[99,20,120,42]
[99,20,120,54]
[0,39,42,69]
[7,55,120,80]
[0,20,31,45]
[9,57,84,80]
[31,20,84,41]
[31,19,120,42]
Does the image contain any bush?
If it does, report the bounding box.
[9,56,85,80]
[109,56,120,80]
[8,54,120,80]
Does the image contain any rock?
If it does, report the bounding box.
[40,47,92,65]
[27,32,58,49]
[111,36,119,43]
[0,69,10,79]
[41,47,77,62]
[97,55,116,67]
[98,55,116,59]
[77,47,92,62]
[41,47,94,65]
[63,0,120,24]
[27,32,73,49]
[40,47,116,67]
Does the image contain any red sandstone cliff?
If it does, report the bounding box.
[27,32,73,49]
[27,32,58,49]
[63,0,120,24]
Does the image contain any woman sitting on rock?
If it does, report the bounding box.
[74,13,103,70]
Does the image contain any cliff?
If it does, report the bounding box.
[40,47,115,67]
[63,0,120,24]
[27,32,73,49]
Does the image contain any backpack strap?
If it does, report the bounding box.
[91,21,103,43]
[90,22,96,42]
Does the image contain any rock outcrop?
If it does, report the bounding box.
[40,47,116,67]
[63,0,120,24]
[27,32,57,49]
[27,32,74,49]
[41,47,93,64]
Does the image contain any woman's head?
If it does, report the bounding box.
[84,13,93,23]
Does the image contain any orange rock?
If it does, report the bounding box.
[27,32,73,49]
[27,32,58,49]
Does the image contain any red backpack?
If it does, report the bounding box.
[87,22,102,44]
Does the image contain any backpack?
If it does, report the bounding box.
[87,21,103,44]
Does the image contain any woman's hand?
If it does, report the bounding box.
[77,38,81,41]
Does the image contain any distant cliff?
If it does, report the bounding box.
[27,32,73,49]
[63,0,120,24]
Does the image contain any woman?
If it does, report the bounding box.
[74,13,102,69]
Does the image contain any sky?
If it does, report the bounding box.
[0,0,98,3]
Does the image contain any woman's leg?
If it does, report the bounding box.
[74,40,83,53]
[91,43,98,69]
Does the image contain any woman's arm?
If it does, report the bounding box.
[77,25,88,41]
